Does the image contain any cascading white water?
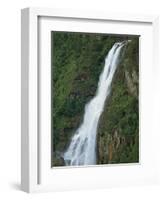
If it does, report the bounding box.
[64,42,126,166]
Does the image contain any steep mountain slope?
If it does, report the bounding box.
[51,31,139,166]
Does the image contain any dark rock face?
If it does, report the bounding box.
[52,152,65,166]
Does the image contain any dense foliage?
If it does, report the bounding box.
[51,31,139,166]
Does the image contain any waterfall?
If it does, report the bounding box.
[63,41,126,166]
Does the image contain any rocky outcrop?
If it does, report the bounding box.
[52,151,65,166]
[125,69,138,98]
[98,130,126,164]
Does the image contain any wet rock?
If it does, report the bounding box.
[53,151,65,166]
[53,157,65,166]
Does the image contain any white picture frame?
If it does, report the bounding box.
[21,7,159,193]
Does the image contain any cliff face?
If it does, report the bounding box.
[97,39,139,164]
[52,32,139,166]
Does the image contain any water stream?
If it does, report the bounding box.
[64,41,126,166]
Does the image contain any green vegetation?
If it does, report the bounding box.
[51,31,139,166]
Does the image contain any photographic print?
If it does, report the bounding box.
[51,31,139,167]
